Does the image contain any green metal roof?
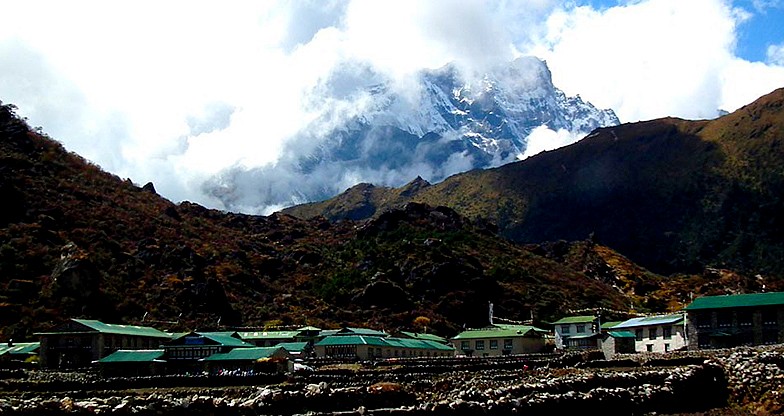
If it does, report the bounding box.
[74,319,170,338]
[607,331,637,339]
[36,319,171,338]
[199,332,254,347]
[334,327,388,337]
[399,331,447,343]
[170,332,254,347]
[315,335,389,347]
[0,342,39,356]
[238,331,299,340]
[407,339,454,351]
[612,314,684,329]
[385,337,453,351]
[98,350,164,363]
[452,325,542,340]
[685,292,784,310]
[276,342,309,352]
[202,347,285,361]
[551,316,597,325]
[495,324,550,333]
[601,321,623,329]
[315,336,454,351]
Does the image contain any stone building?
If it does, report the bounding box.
[36,319,171,369]
[685,292,784,349]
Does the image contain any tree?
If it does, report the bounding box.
[413,316,431,333]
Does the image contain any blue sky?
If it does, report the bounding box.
[734,0,784,62]
[1,0,783,214]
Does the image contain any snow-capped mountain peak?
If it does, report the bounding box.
[204,57,619,214]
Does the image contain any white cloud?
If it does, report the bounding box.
[521,126,583,160]
[528,0,784,122]
[768,42,784,65]
[2,0,784,214]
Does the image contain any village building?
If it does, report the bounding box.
[451,324,549,357]
[383,337,455,358]
[164,331,254,373]
[319,327,389,338]
[275,341,311,357]
[238,330,299,347]
[313,335,453,360]
[97,349,165,377]
[685,292,784,349]
[609,314,687,353]
[36,319,171,369]
[598,321,636,358]
[599,330,637,359]
[397,331,449,345]
[295,326,322,344]
[0,341,39,368]
[551,316,600,350]
[202,346,291,375]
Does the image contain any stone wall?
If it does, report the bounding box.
[1,346,783,414]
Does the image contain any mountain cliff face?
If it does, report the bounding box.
[284,88,784,282]
[204,57,618,213]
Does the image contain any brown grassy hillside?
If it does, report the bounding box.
[0,101,646,340]
[285,88,784,280]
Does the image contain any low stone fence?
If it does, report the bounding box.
[2,346,784,414]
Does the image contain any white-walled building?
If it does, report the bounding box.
[610,314,686,353]
[552,316,599,350]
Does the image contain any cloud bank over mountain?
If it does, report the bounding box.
[1,0,783,213]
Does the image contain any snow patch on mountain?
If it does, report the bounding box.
[203,57,619,214]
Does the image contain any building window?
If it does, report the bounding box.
[664,343,670,352]
[646,344,653,352]
[649,327,657,340]
[636,329,643,341]
[698,334,711,349]
[717,311,732,328]
[461,341,470,350]
[738,310,753,327]
[763,329,779,345]
[763,309,778,326]
[490,340,498,350]
[503,339,513,350]
[475,340,485,350]
[663,326,672,340]
[576,324,585,333]
[695,312,712,329]
[561,325,570,334]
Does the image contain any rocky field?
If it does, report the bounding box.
[1,346,783,415]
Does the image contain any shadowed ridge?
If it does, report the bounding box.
[285,88,784,279]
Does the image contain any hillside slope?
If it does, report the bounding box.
[0,101,637,340]
[285,88,784,278]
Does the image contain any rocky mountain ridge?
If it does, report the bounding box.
[204,57,618,213]
[284,88,784,282]
[0,99,643,340]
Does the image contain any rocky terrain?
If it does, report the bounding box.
[285,88,784,280]
[1,346,783,415]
